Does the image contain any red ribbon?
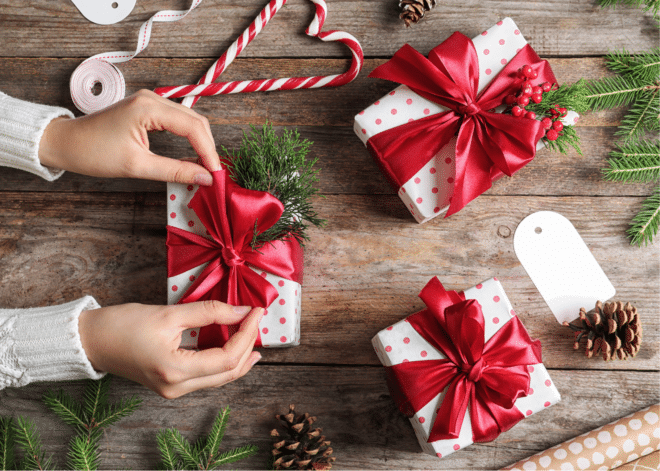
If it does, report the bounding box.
[385,277,542,443]
[367,32,556,216]
[166,169,303,349]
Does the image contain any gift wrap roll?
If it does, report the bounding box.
[613,450,660,470]
[502,404,660,471]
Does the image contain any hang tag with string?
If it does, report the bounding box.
[513,211,616,324]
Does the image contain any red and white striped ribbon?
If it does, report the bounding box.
[70,0,203,114]
[155,0,363,105]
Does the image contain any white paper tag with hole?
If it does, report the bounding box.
[71,0,136,25]
[513,211,616,324]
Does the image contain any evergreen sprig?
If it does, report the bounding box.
[598,0,659,20]
[0,418,15,470]
[13,416,54,471]
[604,140,660,182]
[156,407,258,470]
[627,187,660,246]
[223,123,325,249]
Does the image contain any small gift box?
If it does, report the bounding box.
[167,169,303,349]
[355,18,578,223]
[372,277,561,458]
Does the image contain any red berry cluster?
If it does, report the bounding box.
[503,64,565,141]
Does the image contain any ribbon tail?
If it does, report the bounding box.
[428,377,472,442]
[470,381,525,443]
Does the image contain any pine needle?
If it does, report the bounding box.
[0,417,15,471]
[604,140,660,182]
[213,445,259,466]
[541,124,583,155]
[628,188,660,246]
[156,430,179,471]
[203,406,230,466]
[42,388,86,432]
[584,75,649,109]
[161,429,199,470]
[94,396,142,429]
[617,88,660,141]
[598,0,660,19]
[82,375,110,423]
[67,434,101,471]
[606,48,660,82]
[14,416,54,471]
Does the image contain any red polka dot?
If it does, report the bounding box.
[511,309,516,316]
[172,285,178,292]
[278,280,285,287]
[526,410,533,416]
[403,337,410,344]
[485,68,492,75]
[544,401,551,407]
[414,177,421,184]
[361,128,366,134]
[447,177,454,183]
[497,20,503,25]
[391,108,397,115]
[401,188,406,193]
[358,110,364,115]
[545,379,552,387]
[437,453,443,458]
[514,29,520,35]
[434,207,440,213]
[499,39,505,45]
[501,58,508,65]
[280,336,287,343]
[493,277,498,281]
[261,271,267,277]
[476,283,483,289]
[432,187,439,194]
[529,388,534,395]
[279,317,286,324]
[188,220,194,227]
[279,299,286,305]
[493,317,500,324]
[481,31,488,36]
[408,118,414,122]
[516,48,522,53]
[385,346,392,352]
[419,417,425,423]
[420,350,428,357]
[445,157,452,164]
[406,98,413,105]
[453,444,461,451]
[387,326,393,331]
[410,203,414,209]
[528,365,535,372]
[493,296,500,302]
[375,118,382,125]
[424,108,431,115]
[389,91,396,96]
[187,185,194,191]
[170,194,176,201]
[295,308,297,314]
[374,100,380,105]
[416,197,423,204]
[170,212,176,219]
[189,275,195,282]
[402,359,409,363]
[295,290,298,296]
[429,167,436,174]
[264,309,268,315]
[404,319,410,323]
[262,327,269,334]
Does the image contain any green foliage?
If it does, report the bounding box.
[223,123,325,249]
[627,188,660,246]
[584,74,648,110]
[0,376,141,471]
[541,122,583,155]
[604,140,660,182]
[598,0,659,20]
[156,407,258,470]
[605,48,660,82]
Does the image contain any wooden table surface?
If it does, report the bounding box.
[0,1,658,469]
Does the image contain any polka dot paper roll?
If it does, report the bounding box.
[167,182,302,349]
[371,278,561,459]
[502,404,660,471]
[354,18,579,224]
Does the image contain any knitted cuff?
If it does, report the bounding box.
[0,92,73,181]
[9,296,106,387]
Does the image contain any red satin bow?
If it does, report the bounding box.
[367,32,556,216]
[385,277,542,443]
[166,169,303,349]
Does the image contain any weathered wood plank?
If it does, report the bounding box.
[0,369,657,469]
[0,193,657,370]
[0,0,656,58]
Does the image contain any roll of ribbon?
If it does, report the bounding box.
[70,0,203,114]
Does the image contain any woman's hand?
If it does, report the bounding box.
[78,301,263,399]
[39,90,220,185]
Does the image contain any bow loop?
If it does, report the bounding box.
[384,277,542,444]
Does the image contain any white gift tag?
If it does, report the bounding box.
[71,0,136,25]
[513,211,616,324]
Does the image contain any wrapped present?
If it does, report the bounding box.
[354,18,579,223]
[167,169,303,349]
[372,277,561,458]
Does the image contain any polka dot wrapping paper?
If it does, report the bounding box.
[371,278,561,459]
[502,404,660,471]
[354,18,579,224]
[167,182,302,349]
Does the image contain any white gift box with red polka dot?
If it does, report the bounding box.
[167,182,302,349]
[354,18,579,224]
[371,278,561,458]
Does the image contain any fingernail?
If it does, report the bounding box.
[251,353,262,366]
[193,173,213,186]
[232,305,252,316]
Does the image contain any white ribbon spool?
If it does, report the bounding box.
[70,59,125,115]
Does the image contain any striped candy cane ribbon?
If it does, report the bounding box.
[155,0,364,105]
[70,0,203,115]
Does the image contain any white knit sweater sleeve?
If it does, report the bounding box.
[0,297,106,389]
[0,91,71,181]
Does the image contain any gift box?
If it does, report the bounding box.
[372,277,561,458]
[167,169,303,349]
[355,18,579,223]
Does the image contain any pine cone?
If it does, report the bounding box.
[399,0,438,27]
[564,301,642,361]
[271,404,335,470]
